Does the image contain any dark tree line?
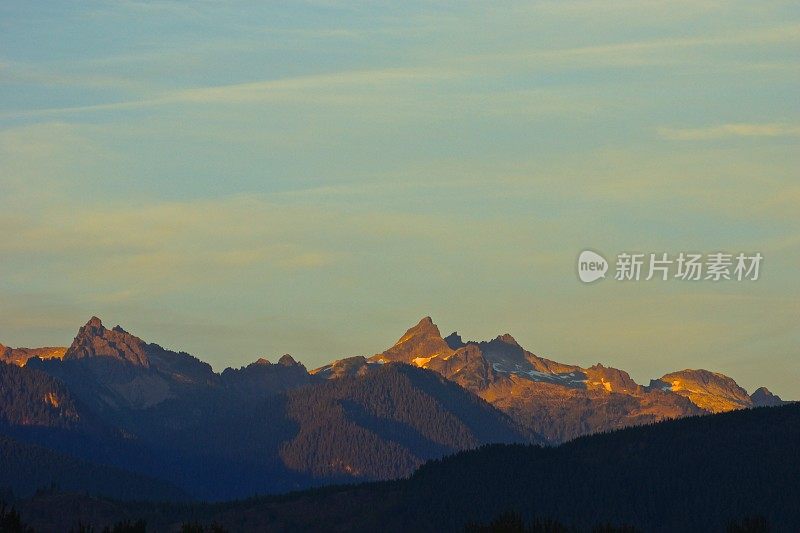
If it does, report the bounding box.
[399,404,800,532]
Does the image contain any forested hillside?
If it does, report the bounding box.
[12,403,799,532]
[0,433,187,501]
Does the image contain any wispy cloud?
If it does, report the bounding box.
[2,62,151,92]
[0,66,460,119]
[5,18,798,121]
[465,23,800,71]
[658,123,800,140]
[1,0,798,391]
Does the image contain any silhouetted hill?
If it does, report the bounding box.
[0,432,187,501]
[14,403,800,532]
[403,403,800,532]
[118,362,528,498]
[220,355,314,400]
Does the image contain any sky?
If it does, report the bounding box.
[1,1,798,398]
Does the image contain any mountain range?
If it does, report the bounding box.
[365,316,785,441]
[0,315,789,503]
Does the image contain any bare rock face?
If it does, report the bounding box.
[654,369,753,413]
[277,354,299,367]
[0,344,66,367]
[367,317,748,442]
[311,356,373,380]
[584,364,641,394]
[444,332,465,350]
[65,317,150,367]
[373,317,455,367]
[34,317,219,410]
[221,355,312,398]
[750,386,788,407]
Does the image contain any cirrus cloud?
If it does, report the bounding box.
[659,123,800,140]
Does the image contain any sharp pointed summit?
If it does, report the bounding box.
[278,354,299,366]
[400,316,440,341]
[37,317,220,410]
[65,316,150,367]
[444,332,465,350]
[494,333,520,347]
[372,316,454,367]
[750,386,787,407]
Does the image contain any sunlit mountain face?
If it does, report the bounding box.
[1,344,66,367]
[358,316,785,442]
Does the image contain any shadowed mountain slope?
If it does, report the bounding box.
[4,317,529,500]
[0,432,188,501]
[14,403,800,532]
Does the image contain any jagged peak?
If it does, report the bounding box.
[588,363,634,377]
[254,357,271,366]
[396,316,441,343]
[278,354,298,366]
[65,316,149,367]
[86,316,104,327]
[750,387,786,407]
[494,333,519,347]
[585,364,639,392]
[444,332,464,350]
[373,316,454,366]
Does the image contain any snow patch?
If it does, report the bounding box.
[412,355,436,367]
[492,362,508,373]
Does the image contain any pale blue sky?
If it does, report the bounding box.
[1,1,798,397]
